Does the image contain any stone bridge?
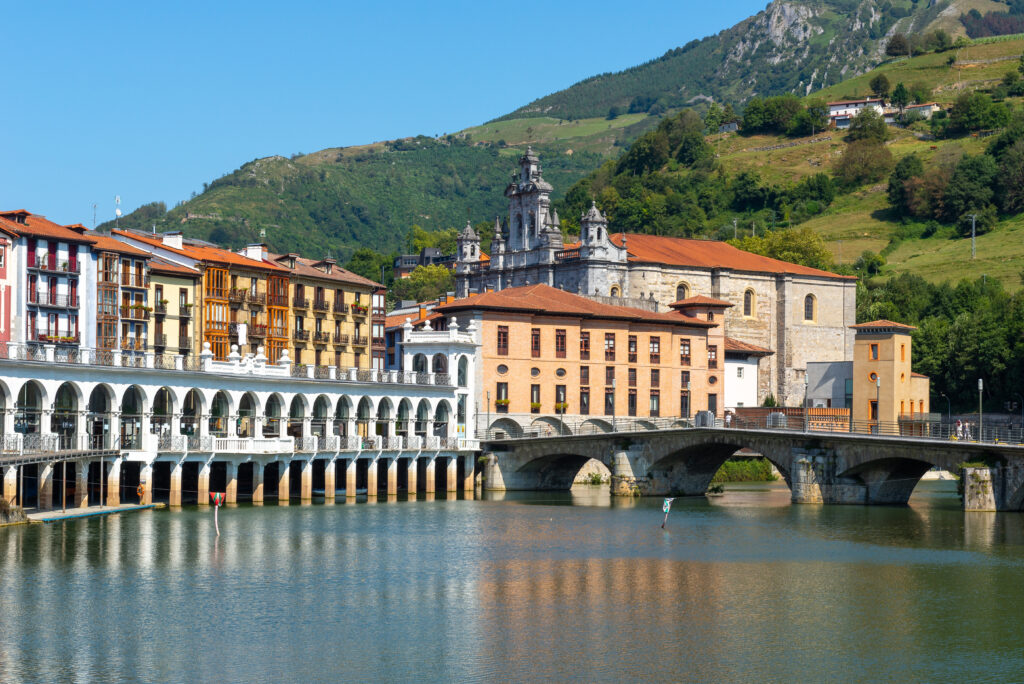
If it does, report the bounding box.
[481,427,1024,511]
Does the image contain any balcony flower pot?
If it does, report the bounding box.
[530,402,542,412]
[494,399,510,407]
[555,402,569,414]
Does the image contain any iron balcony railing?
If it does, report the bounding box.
[31,257,79,273]
[313,298,329,312]
[28,292,79,308]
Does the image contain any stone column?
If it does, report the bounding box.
[462,455,475,493]
[300,459,313,501]
[252,462,264,504]
[140,464,153,505]
[425,457,436,494]
[446,457,457,493]
[75,461,89,508]
[106,459,121,507]
[227,414,237,438]
[387,457,398,495]
[366,458,378,498]
[278,460,290,504]
[346,459,356,498]
[169,463,182,507]
[225,461,238,504]
[482,452,505,491]
[197,463,210,505]
[407,457,418,497]
[3,465,17,504]
[324,460,336,500]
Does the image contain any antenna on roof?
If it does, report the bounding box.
[260,226,266,240]
[152,223,156,235]
[114,195,122,231]
[92,203,97,229]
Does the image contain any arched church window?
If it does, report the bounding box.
[804,294,816,322]
[743,289,755,317]
[610,286,621,298]
[676,283,689,301]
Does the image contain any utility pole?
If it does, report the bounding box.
[968,213,977,259]
[733,218,738,239]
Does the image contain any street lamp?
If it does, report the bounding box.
[938,392,952,425]
[978,378,984,442]
[611,378,616,432]
[486,390,490,441]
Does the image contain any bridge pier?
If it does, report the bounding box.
[170,463,183,506]
[367,457,378,498]
[324,460,336,500]
[962,465,1024,512]
[198,463,211,505]
[4,465,17,504]
[407,457,418,496]
[252,462,264,504]
[75,462,88,508]
[425,457,435,494]
[105,459,120,507]
[225,462,238,504]
[346,460,356,498]
[140,464,154,505]
[277,461,290,504]
[300,460,313,501]
[387,458,398,495]
[446,457,457,493]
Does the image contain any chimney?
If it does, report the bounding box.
[244,243,265,262]
[418,306,427,321]
[163,232,183,249]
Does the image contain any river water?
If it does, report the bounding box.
[2,481,1024,682]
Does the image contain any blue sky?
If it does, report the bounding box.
[1,0,768,225]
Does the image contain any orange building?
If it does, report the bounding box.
[433,284,723,434]
[850,319,930,426]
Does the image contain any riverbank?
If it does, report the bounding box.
[27,503,161,524]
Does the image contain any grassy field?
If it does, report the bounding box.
[813,37,1024,105]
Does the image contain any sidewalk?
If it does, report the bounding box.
[27,503,161,523]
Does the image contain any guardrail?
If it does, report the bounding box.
[480,413,1024,447]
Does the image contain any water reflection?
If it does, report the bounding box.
[1,482,1024,681]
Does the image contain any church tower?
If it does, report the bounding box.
[504,146,553,252]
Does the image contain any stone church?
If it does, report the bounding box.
[454,148,857,407]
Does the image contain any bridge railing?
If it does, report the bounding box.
[482,413,1024,447]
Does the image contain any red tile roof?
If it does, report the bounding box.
[267,251,381,288]
[114,230,287,272]
[724,336,774,355]
[611,233,854,280]
[385,311,441,330]
[849,319,916,332]
[150,256,200,278]
[87,232,153,257]
[435,283,716,328]
[911,372,929,379]
[0,210,97,245]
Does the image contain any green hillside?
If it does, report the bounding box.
[501,0,1001,122]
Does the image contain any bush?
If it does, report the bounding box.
[711,458,779,483]
[834,141,894,188]
[846,108,889,143]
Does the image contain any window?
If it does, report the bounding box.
[628,335,637,362]
[651,369,660,387]
[628,390,637,416]
[743,289,755,317]
[496,382,508,412]
[555,329,566,358]
[900,344,906,362]
[604,389,615,416]
[919,399,924,414]
[604,333,615,361]
[580,366,589,385]
[580,388,590,415]
[708,394,718,415]
[737,366,744,378]
[869,400,878,420]
[707,311,715,322]
[870,344,879,360]
[610,286,620,298]
[680,390,690,418]
[605,366,615,385]
[901,400,906,417]
[649,336,660,364]
[650,391,660,417]
[708,345,718,369]
[676,283,689,301]
[680,339,691,366]
[530,384,540,413]
[0,245,5,268]
[804,294,816,322]
[580,332,590,360]
[555,385,566,412]
[531,328,541,358]
[628,367,637,387]
[496,326,509,356]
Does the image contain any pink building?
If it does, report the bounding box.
[0,224,16,344]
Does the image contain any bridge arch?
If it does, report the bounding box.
[579,418,613,435]
[835,455,938,506]
[488,418,523,439]
[530,416,570,436]
[647,437,791,497]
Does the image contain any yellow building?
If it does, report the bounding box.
[148,257,200,358]
[252,248,383,369]
[850,320,930,426]
[433,284,723,431]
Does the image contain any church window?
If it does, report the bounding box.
[610,286,620,298]
[743,289,755,317]
[676,283,689,301]
[804,294,816,322]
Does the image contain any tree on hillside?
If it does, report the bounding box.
[846,108,889,143]
[392,264,454,303]
[886,33,910,56]
[891,83,910,112]
[345,248,392,285]
[869,74,891,99]
[943,154,999,229]
[729,226,834,271]
[997,139,1024,213]
[834,141,894,188]
[787,99,829,136]
[947,92,1010,133]
[409,225,458,255]
[888,153,925,213]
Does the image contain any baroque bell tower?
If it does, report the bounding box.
[504,147,554,252]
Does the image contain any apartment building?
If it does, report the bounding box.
[0,210,96,349]
[149,257,200,358]
[88,233,153,353]
[432,284,723,435]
